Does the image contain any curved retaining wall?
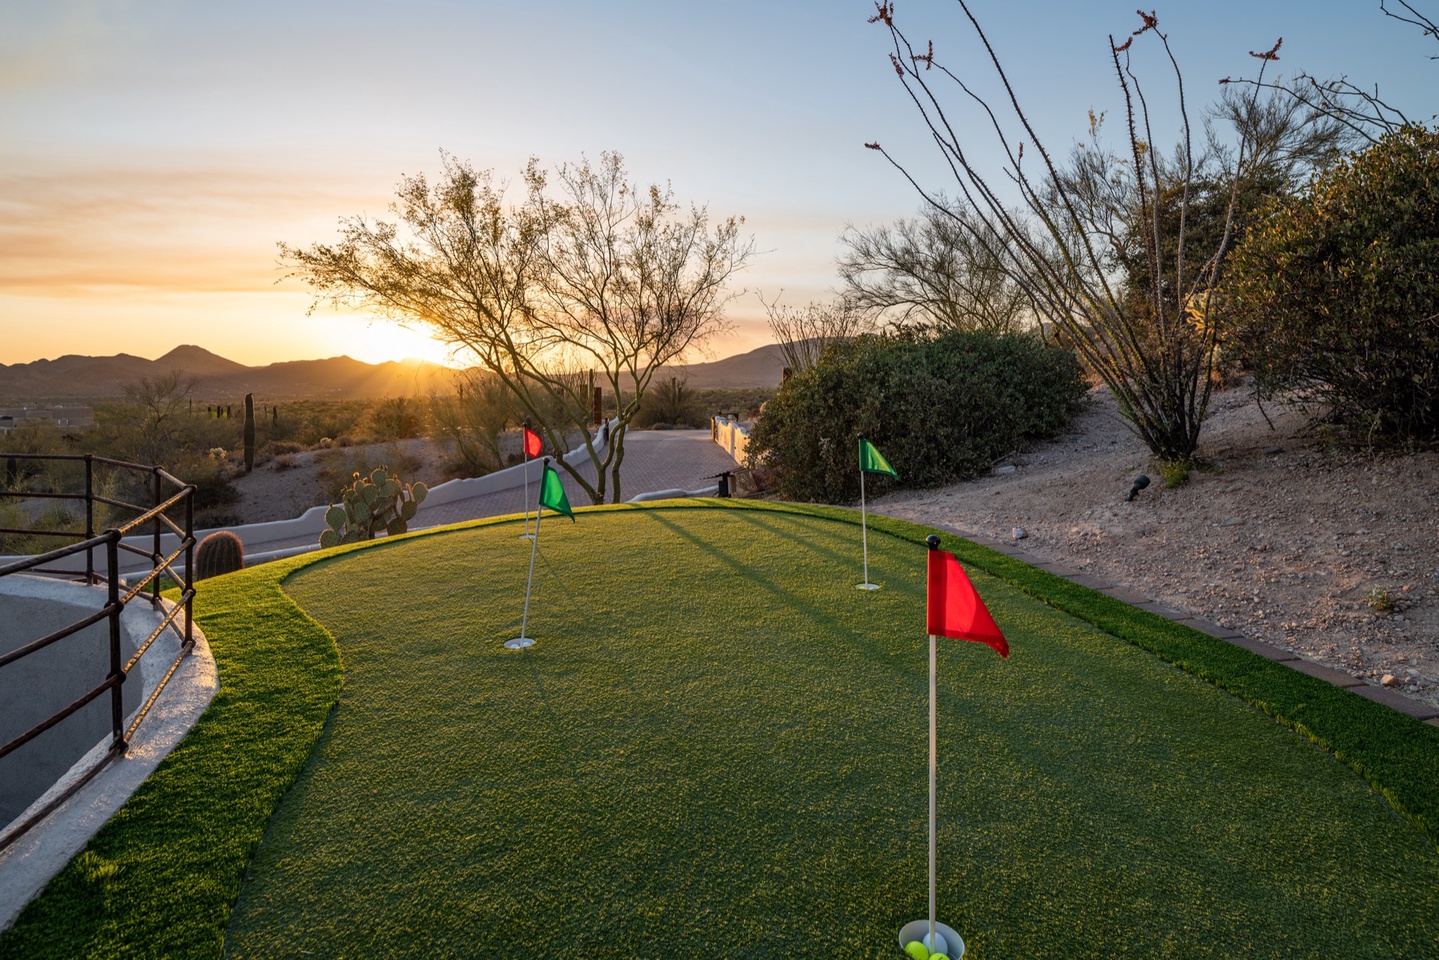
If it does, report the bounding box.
[1,576,158,827]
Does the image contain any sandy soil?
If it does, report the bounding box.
[228,438,455,525]
[871,384,1439,710]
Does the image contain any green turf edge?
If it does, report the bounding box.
[0,555,344,959]
[0,512,537,959]
[2,499,1436,959]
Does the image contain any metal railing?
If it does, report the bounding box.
[0,454,195,852]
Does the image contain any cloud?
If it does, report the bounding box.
[0,160,390,296]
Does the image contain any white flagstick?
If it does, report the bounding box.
[899,535,963,958]
[857,448,879,590]
[506,480,544,649]
[929,630,938,948]
[519,444,535,539]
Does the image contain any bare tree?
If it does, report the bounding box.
[838,199,1035,334]
[428,369,521,475]
[1219,1,1437,143]
[759,294,875,375]
[525,152,754,502]
[864,4,1280,463]
[111,370,201,465]
[281,151,753,504]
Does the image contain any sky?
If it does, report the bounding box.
[1,0,1433,368]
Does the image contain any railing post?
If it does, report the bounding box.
[106,532,126,754]
[184,486,195,649]
[85,454,95,584]
[152,467,163,602]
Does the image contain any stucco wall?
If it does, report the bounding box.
[0,578,140,826]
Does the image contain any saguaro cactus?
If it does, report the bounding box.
[243,393,256,473]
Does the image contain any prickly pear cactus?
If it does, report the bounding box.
[319,466,429,549]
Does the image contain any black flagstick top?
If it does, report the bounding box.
[926,534,940,551]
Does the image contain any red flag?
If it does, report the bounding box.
[523,426,543,459]
[927,547,1009,657]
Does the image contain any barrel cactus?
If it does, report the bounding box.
[319,466,429,549]
[195,530,245,580]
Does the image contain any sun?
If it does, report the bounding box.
[327,318,465,367]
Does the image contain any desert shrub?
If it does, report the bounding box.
[0,501,80,555]
[747,330,1086,502]
[429,372,518,476]
[316,444,423,501]
[258,400,369,448]
[370,397,426,441]
[1224,125,1439,441]
[633,376,707,429]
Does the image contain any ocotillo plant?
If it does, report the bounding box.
[195,530,245,580]
[243,393,256,473]
[319,467,429,549]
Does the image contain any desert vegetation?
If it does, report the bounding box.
[748,329,1085,502]
[848,1,1435,469]
[281,151,754,505]
[0,367,773,547]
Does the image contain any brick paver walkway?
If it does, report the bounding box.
[416,429,741,528]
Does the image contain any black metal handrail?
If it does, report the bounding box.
[0,454,196,852]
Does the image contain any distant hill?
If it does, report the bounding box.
[660,343,787,389]
[0,346,458,402]
[0,341,787,402]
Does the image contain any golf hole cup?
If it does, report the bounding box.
[898,920,964,959]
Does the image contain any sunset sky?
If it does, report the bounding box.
[2,1,1433,368]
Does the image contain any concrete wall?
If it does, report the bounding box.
[0,421,642,575]
[0,578,142,826]
[711,416,750,465]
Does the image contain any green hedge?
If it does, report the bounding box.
[747,330,1086,502]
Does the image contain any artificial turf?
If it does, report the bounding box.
[0,552,342,959]
[3,501,1437,959]
[223,504,1437,959]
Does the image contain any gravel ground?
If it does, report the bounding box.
[870,384,1439,710]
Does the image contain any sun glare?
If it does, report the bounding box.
[332,319,463,368]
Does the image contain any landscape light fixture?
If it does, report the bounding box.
[1126,474,1150,502]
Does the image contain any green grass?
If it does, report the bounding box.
[4,501,1439,959]
[0,555,343,959]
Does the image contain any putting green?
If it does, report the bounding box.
[217,504,1438,959]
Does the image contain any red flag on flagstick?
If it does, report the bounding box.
[927,542,1009,657]
[523,426,543,459]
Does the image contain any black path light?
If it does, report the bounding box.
[1126,474,1151,502]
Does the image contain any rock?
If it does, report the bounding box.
[1264,446,1284,455]
[994,464,1017,475]
[1381,674,1399,687]
[1012,527,1027,540]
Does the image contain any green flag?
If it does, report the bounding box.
[539,461,574,521]
[859,438,898,478]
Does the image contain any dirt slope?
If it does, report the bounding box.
[871,384,1439,710]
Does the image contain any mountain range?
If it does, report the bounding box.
[0,343,787,402]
